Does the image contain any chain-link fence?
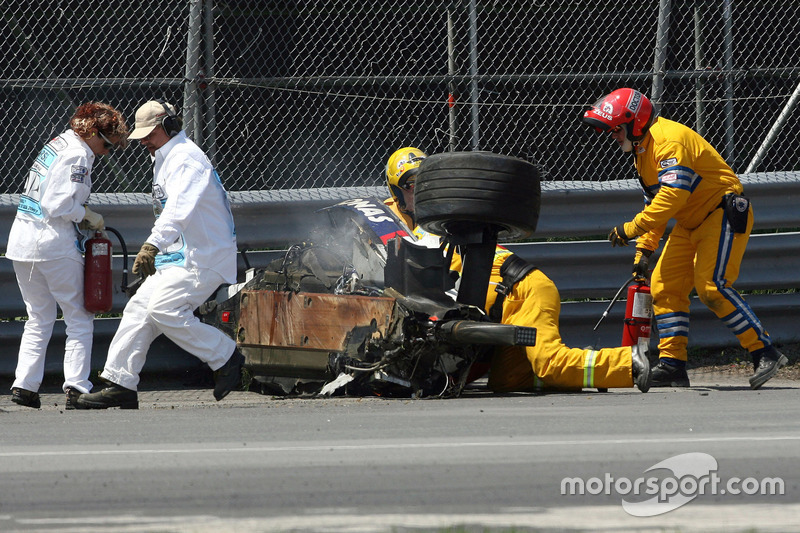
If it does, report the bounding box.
[2,0,799,194]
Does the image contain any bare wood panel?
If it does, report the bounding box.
[238,291,396,351]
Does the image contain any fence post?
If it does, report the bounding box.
[468,0,480,150]
[723,0,736,166]
[694,5,706,136]
[183,0,203,144]
[204,0,217,165]
[651,0,672,105]
[447,7,458,153]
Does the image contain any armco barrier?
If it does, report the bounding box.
[1,174,799,378]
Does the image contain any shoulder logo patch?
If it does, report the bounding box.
[50,137,68,151]
[659,157,678,168]
[660,172,678,184]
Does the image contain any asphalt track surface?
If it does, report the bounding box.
[2,370,800,533]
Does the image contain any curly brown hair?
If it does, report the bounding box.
[70,101,130,148]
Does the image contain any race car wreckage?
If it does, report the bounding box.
[199,152,541,398]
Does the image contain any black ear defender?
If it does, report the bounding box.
[156,98,182,137]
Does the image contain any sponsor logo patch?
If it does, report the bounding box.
[628,91,642,112]
[735,197,749,212]
[70,173,84,183]
[152,184,166,200]
[71,165,88,175]
[50,137,68,151]
[659,157,678,168]
[660,172,678,184]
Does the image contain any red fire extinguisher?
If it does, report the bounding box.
[622,280,653,349]
[84,231,113,313]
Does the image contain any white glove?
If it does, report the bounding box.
[81,206,105,230]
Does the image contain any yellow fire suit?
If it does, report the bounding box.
[384,198,635,392]
[619,117,771,362]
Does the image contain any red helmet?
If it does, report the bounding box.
[582,88,657,142]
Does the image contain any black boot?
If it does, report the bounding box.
[11,387,41,409]
[650,359,690,387]
[65,387,87,410]
[76,383,138,409]
[213,348,245,401]
[749,346,788,390]
[631,345,652,393]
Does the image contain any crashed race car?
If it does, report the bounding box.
[199,152,541,398]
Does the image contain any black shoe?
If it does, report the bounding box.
[65,387,88,410]
[631,345,652,393]
[752,353,761,373]
[76,383,138,409]
[749,347,788,390]
[11,387,41,409]
[650,359,690,387]
[214,348,245,401]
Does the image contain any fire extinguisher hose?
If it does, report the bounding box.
[103,226,129,295]
[593,275,636,331]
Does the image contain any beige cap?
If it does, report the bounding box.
[128,100,177,139]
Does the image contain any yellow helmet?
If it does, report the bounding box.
[386,147,427,212]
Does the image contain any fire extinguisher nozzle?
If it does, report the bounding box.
[593,312,607,331]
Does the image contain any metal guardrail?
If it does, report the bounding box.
[1,173,799,378]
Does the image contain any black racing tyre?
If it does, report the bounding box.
[414,151,540,241]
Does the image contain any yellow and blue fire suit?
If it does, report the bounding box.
[619,117,771,363]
